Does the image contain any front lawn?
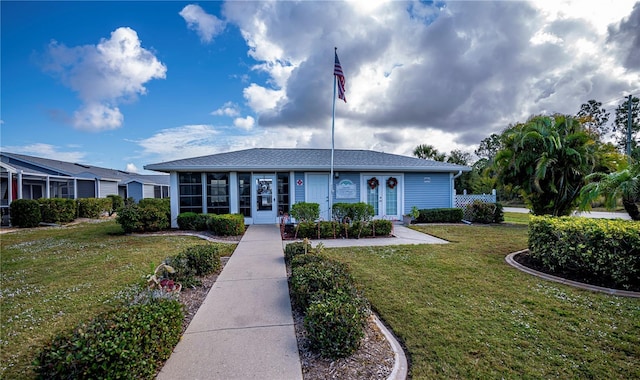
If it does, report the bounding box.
[323,221,640,379]
[0,221,236,379]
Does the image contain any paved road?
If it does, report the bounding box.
[503,207,632,220]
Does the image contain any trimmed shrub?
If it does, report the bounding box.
[304,292,367,359]
[284,241,312,263]
[106,194,124,216]
[77,198,112,219]
[138,203,170,232]
[290,202,320,222]
[10,199,41,228]
[331,202,374,222]
[416,208,463,223]
[290,260,355,311]
[206,214,245,236]
[138,198,170,220]
[294,221,317,239]
[528,216,640,290]
[290,253,325,269]
[183,245,221,276]
[177,212,208,231]
[494,202,504,223]
[38,198,77,223]
[466,200,496,223]
[34,299,183,380]
[116,203,141,233]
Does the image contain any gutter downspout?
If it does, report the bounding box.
[451,170,462,208]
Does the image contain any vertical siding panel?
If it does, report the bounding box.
[404,172,452,210]
[99,180,118,197]
[294,172,305,203]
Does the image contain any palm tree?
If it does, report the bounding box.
[579,162,640,220]
[494,114,596,216]
[413,144,446,161]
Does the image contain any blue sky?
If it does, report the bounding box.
[2,1,639,173]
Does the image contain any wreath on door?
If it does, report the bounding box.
[367,177,379,190]
[386,177,398,189]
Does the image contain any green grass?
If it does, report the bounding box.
[0,221,236,379]
[503,211,530,225]
[323,222,640,379]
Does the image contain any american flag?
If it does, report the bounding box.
[334,51,346,103]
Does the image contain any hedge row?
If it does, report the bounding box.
[528,216,640,290]
[176,212,246,236]
[117,199,171,233]
[463,201,504,224]
[293,220,393,239]
[416,208,463,223]
[287,244,369,359]
[34,298,183,380]
[10,197,123,227]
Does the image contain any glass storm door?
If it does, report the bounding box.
[364,175,401,220]
[253,174,277,224]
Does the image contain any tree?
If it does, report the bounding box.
[494,114,596,216]
[447,150,472,192]
[580,162,640,220]
[474,133,501,161]
[413,144,445,161]
[612,96,640,161]
[576,99,610,137]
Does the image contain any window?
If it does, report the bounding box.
[179,172,202,214]
[206,173,230,214]
[238,173,251,217]
[277,173,290,216]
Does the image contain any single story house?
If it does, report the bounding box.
[1,152,169,219]
[144,148,471,227]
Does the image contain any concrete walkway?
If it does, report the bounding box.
[504,207,631,220]
[157,224,302,380]
[314,223,448,248]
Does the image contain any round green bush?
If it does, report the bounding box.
[304,292,367,359]
[10,199,41,228]
[284,241,312,263]
[290,260,356,311]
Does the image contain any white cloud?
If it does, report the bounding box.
[233,116,255,130]
[137,125,223,161]
[211,101,240,117]
[243,83,285,113]
[3,143,86,162]
[220,0,640,156]
[180,4,226,44]
[43,27,167,132]
[125,163,139,173]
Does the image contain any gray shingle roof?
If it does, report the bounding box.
[144,148,471,173]
[1,152,169,185]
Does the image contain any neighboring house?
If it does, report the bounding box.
[0,152,169,217]
[144,148,471,228]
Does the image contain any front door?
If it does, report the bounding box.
[306,174,329,220]
[363,175,401,220]
[253,174,277,224]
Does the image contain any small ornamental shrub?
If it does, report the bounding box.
[183,245,221,276]
[416,208,463,223]
[290,253,325,269]
[284,241,312,264]
[138,198,171,221]
[177,212,208,231]
[10,199,41,228]
[290,202,320,222]
[38,198,77,223]
[106,194,124,216]
[207,214,245,236]
[494,202,504,223]
[466,200,496,223]
[138,203,170,232]
[77,198,112,219]
[116,203,141,233]
[332,202,374,223]
[34,299,183,380]
[290,260,355,311]
[318,220,339,239]
[304,292,367,359]
[295,221,317,239]
[528,216,640,290]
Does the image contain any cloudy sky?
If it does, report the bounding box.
[2,0,639,173]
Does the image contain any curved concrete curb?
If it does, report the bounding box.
[505,249,640,298]
[373,313,408,380]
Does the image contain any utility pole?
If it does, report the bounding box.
[628,94,633,163]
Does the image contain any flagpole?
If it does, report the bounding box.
[330,47,337,220]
